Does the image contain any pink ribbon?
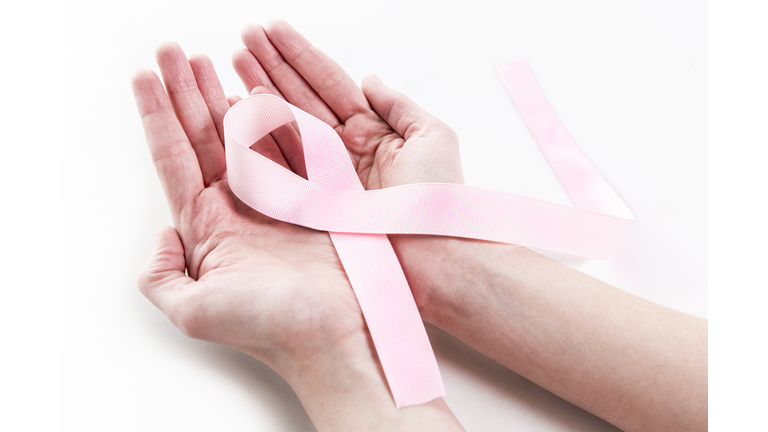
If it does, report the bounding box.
[223,60,634,408]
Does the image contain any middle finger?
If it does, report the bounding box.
[240,23,341,129]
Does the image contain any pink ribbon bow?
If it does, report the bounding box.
[223,60,634,408]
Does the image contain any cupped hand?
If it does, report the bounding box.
[232,20,464,191]
[132,42,369,371]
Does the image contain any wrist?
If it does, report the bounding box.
[261,325,463,431]
[389,234,530,328]
[277,330,392,431]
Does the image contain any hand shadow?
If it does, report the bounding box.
[138,302,316,431]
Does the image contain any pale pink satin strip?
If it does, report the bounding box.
[494,61,634,220]
[223,60,633,408]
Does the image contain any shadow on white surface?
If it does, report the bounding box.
[192,345,317,431]
[135,301,318,431]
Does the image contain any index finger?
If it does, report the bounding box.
[264,20,372,124]
[131,68,204,219]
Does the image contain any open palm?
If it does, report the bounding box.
[132,43,368,373]
[132,20,464,370]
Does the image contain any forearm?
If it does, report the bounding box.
[262,328,464,432]
[392,235,707,432]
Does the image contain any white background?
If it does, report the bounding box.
[7,0,764,430]
[65,0,706,430]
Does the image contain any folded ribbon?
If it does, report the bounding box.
[223,60,634,408]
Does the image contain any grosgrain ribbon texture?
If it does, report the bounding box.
[223,60,634,408]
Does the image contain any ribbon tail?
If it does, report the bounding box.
[330,232,445,408]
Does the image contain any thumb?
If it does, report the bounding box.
[137,226,194,313]
[361,75,434,140]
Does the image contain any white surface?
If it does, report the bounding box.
[58,1,706,430]
[708,2,768,429]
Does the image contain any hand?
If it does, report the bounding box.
[131,40,464,432]
[131,42,366,372]
[232,20,464,190]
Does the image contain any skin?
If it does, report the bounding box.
[132,19,707,432]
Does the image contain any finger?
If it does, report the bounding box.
[188,54,230,147]
[249,85,306,175]
[227,95,242,107]
[264,19,371,124]
[361,75,432,140]
[138,226,195,324]
[156,42,226,186]
[232,48,297,134]
[131,68,204,217]
[240,23,340,128]
[232,48,286,99]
